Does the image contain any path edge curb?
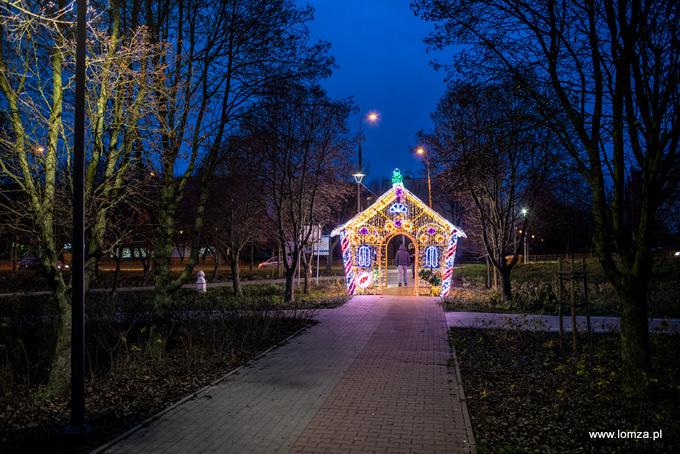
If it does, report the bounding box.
[448,327,478,454]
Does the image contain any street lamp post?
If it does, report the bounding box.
[65,0,88,435]
[521,208,528,263]
[353,113,377,213]
[417,148,432,209]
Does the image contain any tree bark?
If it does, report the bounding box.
[500,267,512,302]
[112,246,122,293]
[284,265,296,302]
[212,250,221,282]
[229,250,242,296]
[618,280,652,396]
[46,285,71,396]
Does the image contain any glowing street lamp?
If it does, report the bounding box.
[417,148,432,209]
[355,113,377,212]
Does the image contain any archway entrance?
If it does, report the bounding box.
[383,233,416,290]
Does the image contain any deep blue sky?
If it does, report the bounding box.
[299,0,447,182]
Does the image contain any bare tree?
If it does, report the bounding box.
[201,151,268,296]
[243,84,354,301]
[413,0,680,396]
[0,0,161,394]
[418,81,553,301]
[129,0,334,339]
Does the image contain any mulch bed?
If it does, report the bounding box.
[452,327,680,453]
[0,322,311,454]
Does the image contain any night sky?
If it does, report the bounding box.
[299,0,447,182]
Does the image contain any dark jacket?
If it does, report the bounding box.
[395,244,410,267]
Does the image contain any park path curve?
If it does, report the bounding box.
[95,295,474,454]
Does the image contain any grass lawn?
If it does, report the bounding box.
[445,258,680,318]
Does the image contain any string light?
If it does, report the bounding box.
[332,169,466,295]
[357,245,373,267]
[424,245,439,268]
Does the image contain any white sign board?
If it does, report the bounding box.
[316,235,330,255]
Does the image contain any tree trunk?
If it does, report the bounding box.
[212,250,221,282]
[493,266,498,293]
[11,231,17,271]
[618,277,653,396]
[486,257,491,289]
[229,251,242,296]
[500,267,512,302]
[284,262,296,302]
[112,246,122,293]
[303,258,312,294]
[142,258,152,285]
[47,287,71,396]
[150,231,174,352]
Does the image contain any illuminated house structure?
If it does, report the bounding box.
[331,169,466,296]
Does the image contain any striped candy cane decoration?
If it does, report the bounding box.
[441,230,459,297]
[340,229,356,295]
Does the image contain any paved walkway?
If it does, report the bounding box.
[95,295,475,454]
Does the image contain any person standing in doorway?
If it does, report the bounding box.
[408,243,415,280]
[395,243,411,287]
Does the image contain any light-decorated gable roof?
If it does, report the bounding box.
[331,169,466,239]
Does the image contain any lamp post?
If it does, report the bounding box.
[353,113,377,213]
[66,0,88,435]
[416,148,432,209]
[521,208,528,263]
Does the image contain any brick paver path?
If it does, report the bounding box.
[96,295,474,454]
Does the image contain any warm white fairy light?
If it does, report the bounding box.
[332,169,466,295]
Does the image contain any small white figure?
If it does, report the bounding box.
[196,270,207,293]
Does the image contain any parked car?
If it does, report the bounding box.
[18,257,69,270]
[258,256,292,268]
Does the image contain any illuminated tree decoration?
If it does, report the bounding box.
[392,168,404,186]
[389,202,408,213]
[424,245,439,268]
[357,245,373,267]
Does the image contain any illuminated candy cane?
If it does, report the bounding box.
[340,229,356,295]
[440,230,459,297]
